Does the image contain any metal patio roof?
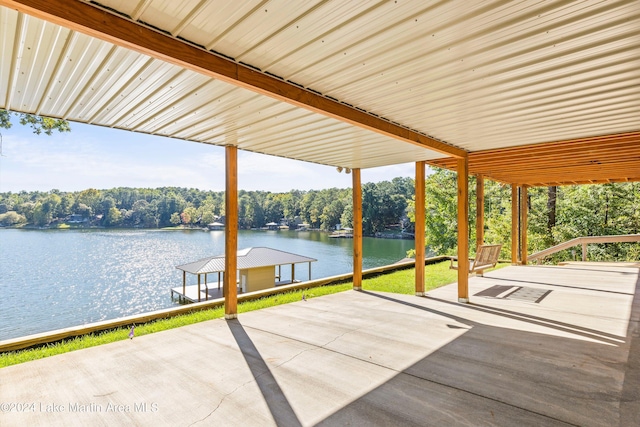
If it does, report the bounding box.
[176,247,317,275]
[1,0,639,184]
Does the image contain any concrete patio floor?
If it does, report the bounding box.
[1,263,638,426]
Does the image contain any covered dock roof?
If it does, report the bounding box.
[176,247,317,275]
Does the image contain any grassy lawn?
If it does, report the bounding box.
[364,259,459,294]
[0,261,505,368]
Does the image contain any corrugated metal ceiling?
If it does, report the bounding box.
[1,0,639,173]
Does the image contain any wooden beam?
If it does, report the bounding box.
[476,174,485,250]
[352,168,363,290]
[511,184,518,265]
[224,145,238,319]
[453,132,640,160]
[428,131,640,186]
[351,169,362,291]
[432,132,640,166]
[415,161,426,296]
[1,0,466,159]
[520,186,528,265]
[457,157,469,303]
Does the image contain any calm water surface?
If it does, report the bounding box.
[0,229,413,340]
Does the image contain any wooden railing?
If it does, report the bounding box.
[528,234,640,263]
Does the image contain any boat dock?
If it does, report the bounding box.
[173,247,316,303]
[171,279,300,303]
[329,228,353,239]
[171,280,225,303]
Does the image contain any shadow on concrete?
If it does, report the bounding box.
[227,319,302,427]
[487,276,634,295]
[317,284,640,426]
[620,274,640,426]
[428,295,625,345]
[367,290,623,344]
[526,265,639,275]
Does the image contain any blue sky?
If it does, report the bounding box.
[0,120,416,193]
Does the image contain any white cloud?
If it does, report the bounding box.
[0,123,416,193]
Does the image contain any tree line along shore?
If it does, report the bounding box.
[1,170,638,263]
[0,177,414,236]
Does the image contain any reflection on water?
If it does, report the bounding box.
[0,229,414,340]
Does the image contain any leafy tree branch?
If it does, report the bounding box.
[0,109,71,135]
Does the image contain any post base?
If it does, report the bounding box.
[458,298,469,303]
[225,313,238,320]
[415,292,426,296]
[353,286,362,291]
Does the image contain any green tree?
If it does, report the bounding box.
[75,203,93,219]
[130,200,150,226]
[407,168,474,257]
[321,199,344,230]
[340,197,353,229]
[264,193,285,224]
[104,207,122,226]
[75,189,101,215]
[100,197,116,218]
[0,211,26,225]
[183,206,198,225]
[300,191,319,228]
[424,169,459,254]
[42,194,61,221]
[32,202,48,226]
[282,190,303,220]
[170,212,181,225]
[19,202,36,223]
[58,193,75,218]
[157,192,186,226]
[141,200,159,228]
[0,109,71,135]
[198,198,217,225]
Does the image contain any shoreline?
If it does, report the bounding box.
[0,256,448,352]
[1,225,416,239]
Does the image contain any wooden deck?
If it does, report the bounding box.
[171,282,225,303]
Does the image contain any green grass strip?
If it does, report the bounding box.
[0,261,504,368]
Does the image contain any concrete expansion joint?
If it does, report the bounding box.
[191,374,257,425]
[321,328,356,348]
[270,347,315,370]
[190,398,223,426]
[239,321,351,360]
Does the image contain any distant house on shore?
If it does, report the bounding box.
[68,214,87,224]
[207,222,224,230]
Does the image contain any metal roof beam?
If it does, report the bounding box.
[0,0,467,159]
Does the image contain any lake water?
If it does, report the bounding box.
[0,229,414,340]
